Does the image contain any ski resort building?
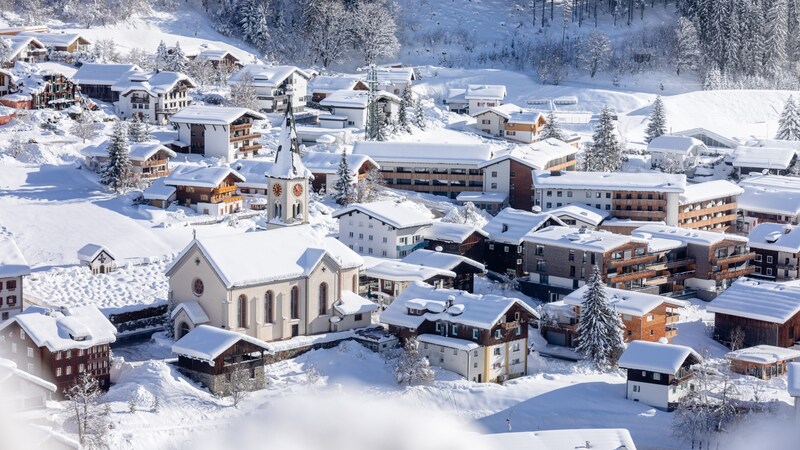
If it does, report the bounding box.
[401,250,485,293]
[546,203,610,230]
[186,47,241,70]
[72,63,140,103]
[162,165,245,216]
[21,32,90,59]
[227,65,311,113]
[380,282,538,383]
[747,223,800,281]
[374,67,416,95]
[421,222,488,262]
[732,146,796,177]
[618,341,702,411]
[676,180,743,232]
[2,68,79,110]
[112,70,195,124]
[302,151,379,193]
[464,84,507,114]
[333,200,433,258]
[737,175,800,233]
[362,258,456,301]
[165,225,374,342]
[0,237,30,321]
[169,105,265,161]
[482,208,566,278]
[3,36,46,67]
[471,103,525,137]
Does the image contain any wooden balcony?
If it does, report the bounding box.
[681,214,738,230]
[500,320,520,331]
[712,251,755,266]
[239,144,262,153]
[643,275,669,286]
[230,123,253,132]
[389,172,483,181]
[666,312,680,325]
[713,267,755,281]
[141,158,169,167]
[211,185,238,196]
[610,210,666,220]
[609,254,657,268]
[668,271,696,282]
[679,202,737,220]
[230,132,261,143]
[613,198,667,207]
[607,270,657,283]
[665,326,678,339]
[647,258,695,271]
[223,195,243,204]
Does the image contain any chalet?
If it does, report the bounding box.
[319,89,400,129]
[3,36,46,67]
[333,200,433,258]
[478,139,579,212]
[2,67,79,110]
[72,63,140,103]
[464,84,507,114]
[482,208,566,279]
[738,175,800,232]
[726,345,800,380]
[617,341,702,411]
[455,191,509,215]
[0,237,30,321]
[362,258,456,301]
[228,65,311,113]
[478,429,638,450]
[170,105,265,161]
[163,165,245,216]
[308,75,367,103]
[0,305,116,395]
[0,68,16,97]
[647,135,705,171]
[142,178,176,209]
[172,325,272,396]
[21,32,90,59]
[353,141,493,199]
[402,249,485,293]
[187,47,241,70]
[301,151,379,193]
[471,103,525,137]
[708,278,800,348]
[547,203,609,229]
[540,286,683,348]
[673,128,740,152]
[112,70,195,124]
[165,225,374,341]
[748,223,800,281]
[732,146,796,177]
[380,282,538,383]
[77,244,116,275]
[81,142,175,181]
[0,358,56,411]
[374,67,416,95]
[677,180,742,232]
[789,363,800,423]
[421,222,488,261]
[444,88,468,114]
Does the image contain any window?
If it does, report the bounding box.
[491,182,497,189]
[569,266,576,277]
[319,282,328,315]
[435,323,441,332]
[493,348,501,356]
[472,328,479,339]
[767,255,773,264]
[440,346,445,352]
[382,237,388,243]
[237,295,248,328]
[290,287,300,319]
[633,385,640,392]
[6,295,16,306]
[66,366,72,376]
[515,326,521,336]
[56,367,62,377]
[494,329,502,339]
[383,280,392,289]
[56,352,62,361]
[767,268,773,276]
[19,329,24,340]
[192,278,204,297]
[535,245,544,256]
[349,231,354,238]
[423,343,428,350]
[488,244,494,250]
[79,363,85,373]
[453,349,458,355]
[567,191,573,198]
[27,347,33,358]
[11,343,16,353]
[653,372,661,380]
[66,350,71,358]
[512,343,520,352]
[452,325,459,335]
[646,315,654,322]
[569,250,575,261]
[491,171,497,177]
[264,291,274,323]
[6,280,16,290]
[355,313,363,321]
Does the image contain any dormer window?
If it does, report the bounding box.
[501,223,509,233]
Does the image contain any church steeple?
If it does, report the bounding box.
[267,96,309,180]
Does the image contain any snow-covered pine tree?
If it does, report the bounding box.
[101,121,133,193]
[675,17,701,76]
[398,84,412,133]
[163,295,176,339]
[776,95,800,141]
[238,0,270,52]
[703,67,723,90]
[395,337,435,385]
[167,41,188,73]
[586,107,622,172]
[155,40,169,71]
[575,265,625,370]
[127,115,150,143]
[644,96,667,143]
[0,37,12,64]
[376,107,389,141]
[70,111,96,143]
[332,149,356,205]
[540,110,565,140]
[764,0,788,77]
[414,101,426,130]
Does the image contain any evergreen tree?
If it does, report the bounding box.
[586,107,622,172]
[644,96,667,143]
[127,115,150,143]
[575,266,625,370]
[675,17,701,75]
[167,41,188,73]
[540,110,565,140]
[776,96,800,141]
[764,0,788,77]
[332,149,356,205]
[101,121,133,193]
[703,67,723,90]
[414,102,426,130]
[155,40,169,71]
[398,84,412,133]
[238,0,270,52]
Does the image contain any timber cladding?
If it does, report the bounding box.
[714,312,800,348]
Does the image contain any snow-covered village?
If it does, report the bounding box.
[2,0,800,449]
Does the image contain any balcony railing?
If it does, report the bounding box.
[643,275,670,286]
[679,202,737,219]
[211,185,237,196]
[230,123,252,131]
[610,210,666,219]
[712,251,755,266]
[607,270,657,283]
[239,144,262,153]
[500,320,520,330]
[609,254,657,268]
[613,198,667,207]
[668,271,696,282]
[713,267,755,281]
[666,313,680,325]
[646,258,695,271]
[665,326,678,338]
[230,132,261,143]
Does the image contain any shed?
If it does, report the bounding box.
[77,244,116,274]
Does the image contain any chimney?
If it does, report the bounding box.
[550,170,562,176]
[447,295,455,308]
[785,224,793,234]
[532,205,542,213]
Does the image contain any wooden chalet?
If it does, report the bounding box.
[163,165,245,216]
[401,249,485,293]
[618,341,702,411]
[421,222,488,262]
[726,345,800,380]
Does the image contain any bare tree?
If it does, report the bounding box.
[225,369,252,408]
[394,337,435,385]
[351,0,400,65]
[228,72,260,111]
[66,372,108,448]
[306,0,352,68]
[71,111,97,143]
[729,327,745,351]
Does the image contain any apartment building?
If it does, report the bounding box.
[333,200,433,258]
[113,71,195,124]
[482,208,566,278]
[738,175,800,233]
[748,223,800,281]
[170,105,265,161]
[227,65,311,113]
[677,180,743,232]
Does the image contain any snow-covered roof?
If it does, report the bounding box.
[142,178,177,201]
[333,291,378,316]
[647,135,706,155]
[455,191,508,203]
[673,128,740,149]
[483,208,566,245]
[172,325,271,364]
[164,165,245,189]
[738,175,800,216]
[402,249,485,272]
[170,104,265,125]
[480,138,577,170]
[20,32,89,48]
[547,203,609,227]
[732,146,795,169]
[319,89,400,108]
[446,88,466,102]
[112,70,195,96]
[353,141,493,166]
[632,223,747,246]
[618,341,702,374]
[743,138,800,151]
[81,141,176,161]
[0,305,116,352]
[363,260,455,282]
[564,285,681,317]
[266,111,312,180]
[374,67,416,84]
[420,222,487,243]
[532,170,686,193]
[301,151,378,175]
[77,243,115,263]
[707,278,800,324]
[507,110,546,125]
[166,225,363,289]
[740,174,800,191]
[192,48,238,62]
[308,75,364,94]
[170,301,210,325]
[380,281,539,330]
[471,102,524,119]
[747,223,800,253]
[789,362,800,397]
[0,237,30,278]
[417,333,480,351]
[7,36,45,59]
[231,159,272,189]
[333,200,433,229]
[479,429,637,450]
[726,345,800,365]
[228,64,311,87]
[679,180,743,205]
[464,84,507,100]
[524,226,637,252]
[0,357,57,393]
[72,63,140,86]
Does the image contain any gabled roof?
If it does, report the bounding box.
[72,63,140,86]
[647,135,706,155]
[564,284,683,317]
[483,208,566,245]
[420,222,488,244]
[192,48,239,62]
[228,64,311,87]
[81,141,176,161]
[363,258,455,283]
[726,345,800,365]
[170,301,210,324]
[172,325,271,364]
[20,32,90,48]
[733,146,795,169]
[618,341,702,374]
[524,226,636,252]
[0,306,117,352]
[333,291,378,316]
[0,358,57,393]
[0,237,30,278]
[308,75,365,94]
[380,281,539,330]
[464,84,507,100]
[142,178,176,201]
[7,36,45,59]
[547,203,609,227]
[401,249,485,272]
[77,243,115,263]
[707,278,800,324]
[632,223,747,246]
[673,127,740,149]
[112,70,195,96]
[164,165,245,189]
[333,200,433,229]
[747,223,800,253]
[170,104,265,125]
[532,170,686,193]
[353,141,493,165]
[319,89,400,108]
[374,67,416,84]
[165,225,363,289]
[679,180,743,205]
[480,138,578,171]
[470,102,523,119]
[738,175,800,216]
[301,151,378,175]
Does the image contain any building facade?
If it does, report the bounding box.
[0,237,30,321]
[170,105,265,161]
[334,201,432,258]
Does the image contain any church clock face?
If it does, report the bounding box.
[293,183,304,197]
[272,184,282,196]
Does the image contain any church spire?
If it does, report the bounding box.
[266,95,309,180]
